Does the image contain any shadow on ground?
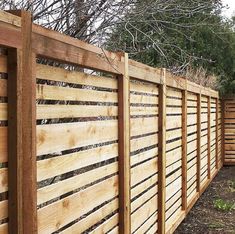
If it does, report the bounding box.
[175,167,235,234]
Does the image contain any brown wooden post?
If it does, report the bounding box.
[196,93,201,192]
[158,68,166,234]
[182,88,187,210]
[215,98,219,169]
[207,96,211,179]
[7,11,37,234]
[221,99,225,165]
[118,53,131,234]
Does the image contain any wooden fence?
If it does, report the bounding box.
[223,97,235,165]
[0,10,226,234]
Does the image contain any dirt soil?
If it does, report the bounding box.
[175,166,235,234]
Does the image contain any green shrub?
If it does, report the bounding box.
[213,199,235,212]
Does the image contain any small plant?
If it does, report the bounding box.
[213,199,235,212]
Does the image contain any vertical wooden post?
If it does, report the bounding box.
[7,11,37,234]
[196,93,201,192]
[158,68,166,234]
[182,89,187,210]
[118,53,131,234]
[221,99,225,165]
[207,96,211,179]
[215,98,219,169]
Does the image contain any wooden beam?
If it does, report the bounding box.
[196,93,201,192]
[118,53,131,234]
[181,89,187,210]
[221,99,225,165]
[7,10,37,234]
[215,98,219,169]
[158,68,166,234]
[207,96,211,179]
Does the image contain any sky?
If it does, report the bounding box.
[222,0,235,18]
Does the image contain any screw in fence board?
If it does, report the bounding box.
[7,10,37,234]
[196,93,201,193]
[118,53,131,234]
[182,89,187,211]
[207,96,211,179]
[215,98,219,169]
[158,68,166,234]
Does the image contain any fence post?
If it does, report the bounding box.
[118,53,131,234]
[221,99,225,165]
[158,68,166,234]
[207,96,211,179]
[196,93,201,192]
[7,11,37,234]
[215,98,219,169]
[182,88,187,210]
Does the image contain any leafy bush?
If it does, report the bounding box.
[213,199,235,212]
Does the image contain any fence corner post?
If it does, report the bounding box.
[7,10,37,234]
[215,98,219,169]
[118,52,131,234]
[158,68,166,234]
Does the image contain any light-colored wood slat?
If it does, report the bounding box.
[131,194,157,233]
[166,129,182,141]
[36,63,117,89]
[166,200,182,224]
[136,211,157,233]
[166,168,181,187]
[166,88,182,98]
[131,133,158,152]
[0,223,8,234]
[131,157,158,187]
[131,147,158,166]
[166,139,182,152]
[107,226,119,234]
[38,162,118,205]
[130,93,158,104]
[130,106,158,116]
[166,107,182,115]
[130,81,158,95]
[187,93,197,101]
[187,115,197,125]
[131,174,158,199]
[37,120,118,156]
[130,116,158,136]
[36,84,117,103]
[88,213,118,234]
[166,98,182,106]
[166,147,182,167]
[0,103,7,121]
[131,184,157,212]
[166,176,182,201]
[0,79,7,97]
[0,11,21,27]
[166,189,181,211]
[166,115,182,129]
[37,143,117,181]
[0,168,7,193]
[0,200,7,220]
[0,126,7,163]
[166,160,182,177]
[38,175,118,234]
[225,144,235,151]
[61,199,118,234]
[37,104,118,119]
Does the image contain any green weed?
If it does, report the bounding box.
[213,199,235,212]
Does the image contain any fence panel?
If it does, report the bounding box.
[0,50,8,234]
[36,63,119,233]
[130,80,158,233]
[224,98,235,165]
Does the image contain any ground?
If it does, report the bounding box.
[175,166,235,234]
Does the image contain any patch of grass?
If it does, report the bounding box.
[213,198,235,212]
[208,221,225,229]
